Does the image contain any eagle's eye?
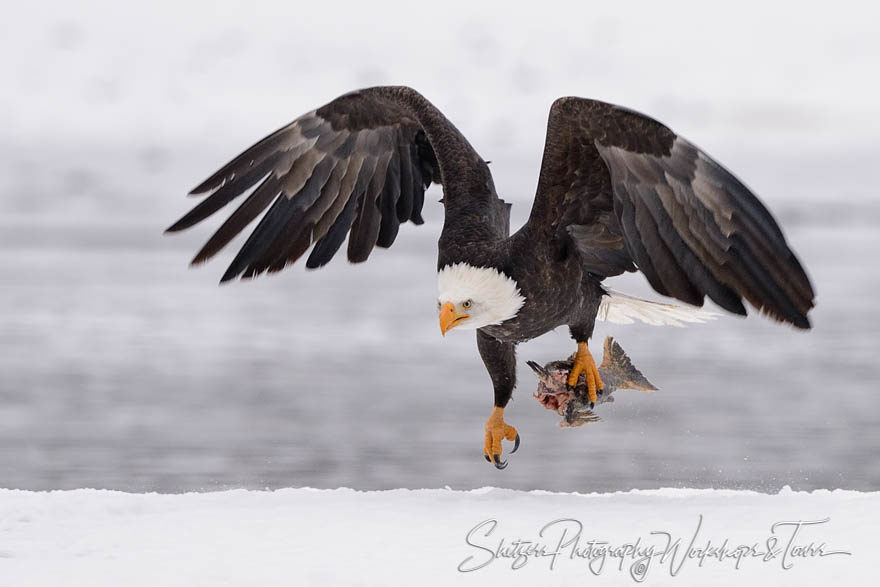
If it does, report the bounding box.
[462,299,473,310]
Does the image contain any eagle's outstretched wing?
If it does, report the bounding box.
[167,86,499,281]
[526,97,814,328]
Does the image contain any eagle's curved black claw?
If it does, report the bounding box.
[589,401,595,409]
[598,388,604,396]
[484,454,491,463]
[492,454,507,470]
[511,433,521,454]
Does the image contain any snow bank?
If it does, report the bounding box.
[0,487,873,586]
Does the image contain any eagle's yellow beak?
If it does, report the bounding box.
[439,301,469,336]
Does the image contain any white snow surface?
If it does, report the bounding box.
[0,487,874,586]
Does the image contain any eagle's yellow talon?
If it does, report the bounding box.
[483,406,518,469]
[568,341,604,404]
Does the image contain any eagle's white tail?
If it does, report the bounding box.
[597,288,719,327]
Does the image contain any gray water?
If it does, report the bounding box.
[2,0,879,493]
[1,192,878,493]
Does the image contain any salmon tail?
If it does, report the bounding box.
[599,336,658,392]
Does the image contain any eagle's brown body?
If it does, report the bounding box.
[167,86,815,468]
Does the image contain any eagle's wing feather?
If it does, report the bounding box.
[526,97,814,328]
[167,86,497,281]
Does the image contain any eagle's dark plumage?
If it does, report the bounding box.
[168,86,815,468]
[530,97,813,328]
[166,91,443,276]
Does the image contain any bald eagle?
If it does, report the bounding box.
[167,86,814,469]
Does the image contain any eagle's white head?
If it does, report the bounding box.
[436,263,526,335]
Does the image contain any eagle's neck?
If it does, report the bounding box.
[437,263,526,329]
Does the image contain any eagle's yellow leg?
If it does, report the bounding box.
[567,341,604,404]
[483,406,519,469]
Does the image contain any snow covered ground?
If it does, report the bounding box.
[0,487,873,586]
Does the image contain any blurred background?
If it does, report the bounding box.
[1,0,878,492]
